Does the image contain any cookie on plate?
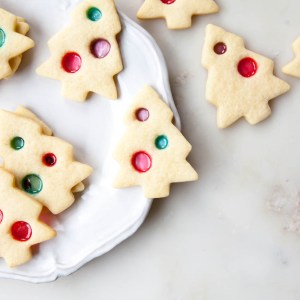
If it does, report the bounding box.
[202,24,290,128]
[0,168,56,268]
[37,0,123,101]
[113,86,198,198]
[0,8,34,80]
[5,17,31,80]
[0,107,93,214]
[137,0,219,30]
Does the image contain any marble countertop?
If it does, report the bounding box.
[2,0,300,299]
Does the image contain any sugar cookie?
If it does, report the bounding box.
[0,8,34,80]
[37,0,123,101]
[202,24,290,128]
[0,108,93,214]
[0,168,55,267]
[5,17,31,80]
[137,0,219,30]
[113,86,198,198]
[282,37,300,78]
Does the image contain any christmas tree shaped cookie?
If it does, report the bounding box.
[282,37,300,78]
[37,0,123,101]
[0,168,55,267]
[5,17,31,80]
[14,107,85,194]
[0,108,93,214]
[113,86,198,198]
[0,8,34,80]
[137,0,219,29]
[202,24,290,128]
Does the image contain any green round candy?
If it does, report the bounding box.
[0,28,5,48]
[22,174,43,194]
[86,7,102,21]
[10,137,24,150]
[155,135,169,150]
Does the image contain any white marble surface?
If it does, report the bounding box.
[2,0,300,299]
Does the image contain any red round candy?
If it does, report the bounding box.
[238,57,257,78]
[131,151,152,173]
[214,42,227,55]
[135,108,149,122]
[161,0,176,3]
[61,52,82,73]
[42,153,57,167]
[11,221,32,241]
[0,209,3,224]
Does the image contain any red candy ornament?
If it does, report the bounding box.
[214,42,227,55]
[161,0,176,4]
[238,57,257,78]
[62,52,82,73]
[11,221,32,241]
[135,108,150,122]
[42,153,57,167]
[132,151,152,173]
[0,209,3,224]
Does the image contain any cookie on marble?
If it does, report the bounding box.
[0,107,93,214]
[37,0,123,101]
[202,24,290,128]
[137,0,219,30]
[282,37,300,78]
[113,86,198,198]
[0,168,56,267]
[0,8,34,80]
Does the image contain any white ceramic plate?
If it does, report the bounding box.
[0,0,180,282]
